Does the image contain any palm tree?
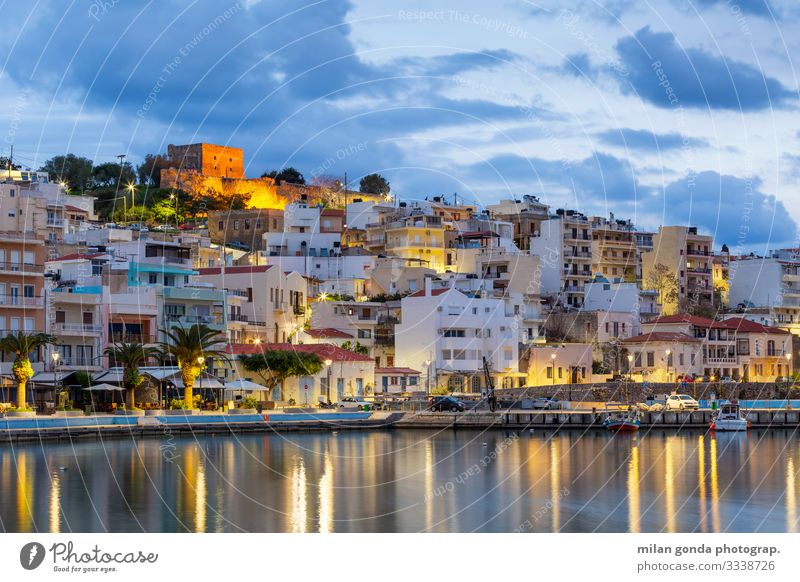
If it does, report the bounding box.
[0,332,56,410]
[158,324,229,408]
[103,342,159,409]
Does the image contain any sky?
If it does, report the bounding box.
[0,0,798,252]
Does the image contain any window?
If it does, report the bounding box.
[244,219,251,230]
[218,221,224,230]
[357,329,371,339]
[233,220,240,230]
[679,353,685,366]
[646,352,655,367]
[546,366,553,379]
[55,310,65,324]
[634,353,642,367]
[443,329,465,338]
[442,350,451,360]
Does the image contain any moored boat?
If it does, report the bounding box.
[710,401,749,432]
[603,408,641,432]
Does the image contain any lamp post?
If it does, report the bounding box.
[197,355,205,407]
[550,352,556,385]
[325,359,333,405]
[52,352,61,409]
[126,183,136,209]
[424,359,431,396]
[627,353,634,402]
[169,193,179,226]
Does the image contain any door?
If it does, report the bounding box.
[356,378,363,397]
[337,378,345,401]
[382,376,388,393]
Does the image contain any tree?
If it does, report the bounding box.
[341,340,369,355]
[103,343,159,409]
[151,198,180,223]
[238,350,323,401]
[137,154,173,187]
[111,204,153,224]
[0,332,56,410]
[645,263,679,313]
[261,167,305,185]
[359,173,390,196]
[39,154,94,190]
[0,157,21,171]
[158,324,230,408]
[92,161,135,188]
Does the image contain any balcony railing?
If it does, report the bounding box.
[56,357,101,367]
[704,356,737,364]
[108,333,157,344]
[52,323,102,334]
[0,295,44,307]
[0,262,44,274]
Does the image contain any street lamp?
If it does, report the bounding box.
[627,354,634,402]
[197,356,205,406]
[52,352,61,412]
[325,359,333,405]
[424,359,431,396]
[169,193,179,225]
[126,182,136,208]
[550,352,557,385]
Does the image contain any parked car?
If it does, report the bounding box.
[719,376,736,384]
[532,396,562,410]
[775,376,793,383]
[428,396,465,412]
[666,394,699,411]
[153,224,177,232]
[337,397,373,411]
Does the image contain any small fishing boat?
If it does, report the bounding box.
[603,408,640,432]
[710,401,749,432]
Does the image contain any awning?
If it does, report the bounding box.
[83,383,125,392]
[224,378,266,391]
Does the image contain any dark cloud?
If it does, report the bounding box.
[597,128,708,151]
[613,26,795,111]
[660,170,797,246]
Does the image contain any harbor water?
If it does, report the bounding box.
[1,428,798,532]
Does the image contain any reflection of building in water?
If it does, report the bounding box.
[49,472,61,533]
[664,437,676,533]
[786,456,796,533]
[697,434,707,533]
[710,437,720,533]
[550,438,560,532]
[627,444,640,533]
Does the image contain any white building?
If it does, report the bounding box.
[394,281,522,392]
[728,253,800,331]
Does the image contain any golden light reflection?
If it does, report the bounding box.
[49,473,61,533]
[786,456,796,533]
[425,440,433,532]
[710,436,721,533]
[318,452,334,533]
[664,437,676,533]
[697,435,707,533]
[550,438,560,532]
[16,451,33,532]
[290,458,308,533]
[627,444,640,533]
[195,459,207,533]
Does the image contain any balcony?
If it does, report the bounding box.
[704,355,737,364]
[0,295,44,308]
[686,248,711,257]
[374,334,394,346]
[0,262,44,276]
[293,303,306,316]
[52,323,102,335]
[164,314,224,327]
[56,357,102,368]
[162,286,225,302]
[108,332,158,344]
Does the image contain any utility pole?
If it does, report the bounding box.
[343,171,348,207]
[114,154,127,221]
[7,145,12,179]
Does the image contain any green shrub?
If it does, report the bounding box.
[241,396,258,409]
[170,398,188,410]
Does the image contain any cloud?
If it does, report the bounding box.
[597,128,708,151]
[660,170,797,247]
[687,0,773,16]
[613,26,795,111]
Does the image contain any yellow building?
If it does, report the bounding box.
[384,214,446,272]
[590,215,637,282]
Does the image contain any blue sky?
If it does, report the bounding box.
[0,0,798,251]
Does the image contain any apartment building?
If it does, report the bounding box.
[583,279,661,321]
[641,226,714,314]
[728,251,800,334]
[196,265,307,344]
[590,215,638,282]
[383,212,446,272]
[524,343,593,386]
[529,210,593,308]
[394,282,522,391]
[208,208,283,251]
[0,235,46,335]
[264,202,342,258]
[485,195,550,251]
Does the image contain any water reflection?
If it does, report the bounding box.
[0,430,795,532]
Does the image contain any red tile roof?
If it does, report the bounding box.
[304,328,353,339]
[647,314,715,326]
[622,332,700,344]
[227,342,373,362]
[375,367,421,375]
[714,317,790,335]
[64,205,88,213]
[198,265,271,275]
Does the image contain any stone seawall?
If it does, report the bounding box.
[495,381,796,403]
